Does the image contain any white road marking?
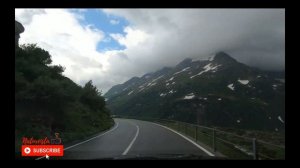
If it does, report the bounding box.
[122,125,139,155]
[35,122,119,160]
[152,122,215,156]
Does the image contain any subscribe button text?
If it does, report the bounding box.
[22,145,64,156]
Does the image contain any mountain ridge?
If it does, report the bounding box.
[104,52,285,131]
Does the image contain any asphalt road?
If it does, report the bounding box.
[62,118,213,159]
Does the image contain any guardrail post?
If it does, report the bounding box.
[213,128,216,152]
[253,138,257,160]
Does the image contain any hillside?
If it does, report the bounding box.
[105,52,285,131]
[15,43,114,153]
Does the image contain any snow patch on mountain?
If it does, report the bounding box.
[174,67,190,75]
[160,90,176,97]
[278,116,284,123]
[160,93,167,97]
[146,82,157,87]
[150,83,157,86]
[167,77,174,81]
[169,90,175,94]
[183,93,195,99]
[152,75,164,82]
[238,79,249,85]
[190,63,221,78]
[227,84,235,90]
[209,54,215,61]
[138,88,144,92]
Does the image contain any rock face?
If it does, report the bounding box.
[15,20,24,47]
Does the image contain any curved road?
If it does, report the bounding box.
[62,118,213,159]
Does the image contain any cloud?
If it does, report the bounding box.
[103,9,285,72]
[15,9,108,88]
[109,19,119,25]
[15,9,46,25]
[15,9,285,93]
[101,9,285,88]
[110,26,150,48]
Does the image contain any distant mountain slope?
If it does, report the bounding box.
[105,52,285,131]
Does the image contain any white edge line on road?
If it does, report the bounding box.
[152,122,215,157]
[35,122,119,160]
[122,125,139,155]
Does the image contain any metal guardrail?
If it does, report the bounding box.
[115,115,285,160]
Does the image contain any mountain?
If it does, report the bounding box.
[104,52,285,131]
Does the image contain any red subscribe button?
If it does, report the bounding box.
[22,145,64,157]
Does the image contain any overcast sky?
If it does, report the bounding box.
[15,9,285,93]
